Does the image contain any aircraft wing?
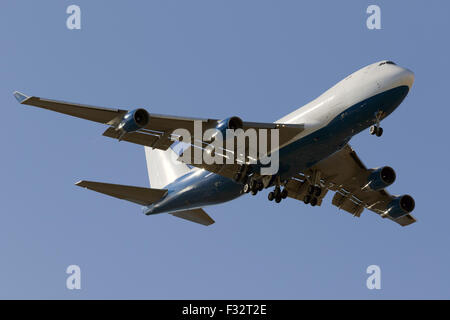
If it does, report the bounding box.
[284,144,417,226]
[14,91,304,152]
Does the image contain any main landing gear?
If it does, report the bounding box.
[370,110,384,137]
[268,186,288,203]
[242,175,288,203]
[243,179,264,195]
[303,185,321,206]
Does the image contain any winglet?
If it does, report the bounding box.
[75,180,86,187]
[13,91,30,103]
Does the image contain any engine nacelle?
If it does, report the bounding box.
[385,195,415,219]
[118,108,149,133]
[367,166,396,191]
[212,116,243,139]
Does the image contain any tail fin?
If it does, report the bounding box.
[144,146,191,189]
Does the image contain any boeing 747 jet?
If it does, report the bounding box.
[14,60,416,226]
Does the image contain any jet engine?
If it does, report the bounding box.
[385,195,415,219]
[367,166,396,191]
[212,116,243,139]
[117,108,150,133]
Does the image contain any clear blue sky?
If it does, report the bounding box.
[1,0,449,299]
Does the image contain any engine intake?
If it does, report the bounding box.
[213,116,243,139]
[367,166,396,191]
[118,108,149,133]
[386,195,415,219]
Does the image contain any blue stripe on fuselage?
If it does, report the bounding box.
[274,85,409,180]
[144,85,409,215]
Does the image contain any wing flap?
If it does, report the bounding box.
[75,180,167,205]
[332,192,364,217]
[393,213,416,227]
[171,208,215,226]
[102,127,167,148]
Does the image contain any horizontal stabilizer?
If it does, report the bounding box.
[75,180,167,206]
[172,208,215,226]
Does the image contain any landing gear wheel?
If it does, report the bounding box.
[275,195,282,203]
[310,197,318,206]
[268,192,274,201]
[251,189,258,196]
[281,188,288,199]
[304,195,311,204]
[376,127,383,137]
[273,187,281,198]
[308,185,315,195]
[243,183,250,193]
[257,182,264,192]
[370,125,377,135]
[314,186,322,197]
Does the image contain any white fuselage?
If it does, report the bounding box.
[276,61,414,139]
[146,61,415,215]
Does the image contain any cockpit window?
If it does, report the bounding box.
[379,61,396,66]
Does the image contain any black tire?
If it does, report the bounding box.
[268,192,274,201]
[275,195,282,203]
[258,182,264,191]
[310,197,318,206]
[308,185,315,195]
[314,186,322,197]
[370,125,377,135]
[376,127,383,137]
[243,183,250,193]
[274,187,281,198]
[304,195,311,204]
[251,189,258,196]
[281,189,288,199]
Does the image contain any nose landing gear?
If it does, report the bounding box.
[370,110,384,137]
[370,125,383,137]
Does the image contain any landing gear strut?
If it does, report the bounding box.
[370,110,384,137]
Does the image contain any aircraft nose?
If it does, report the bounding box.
[400,68,415,89]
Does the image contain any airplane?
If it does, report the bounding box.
[13,60,416,227]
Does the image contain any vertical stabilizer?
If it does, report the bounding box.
[144,147,191,189]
